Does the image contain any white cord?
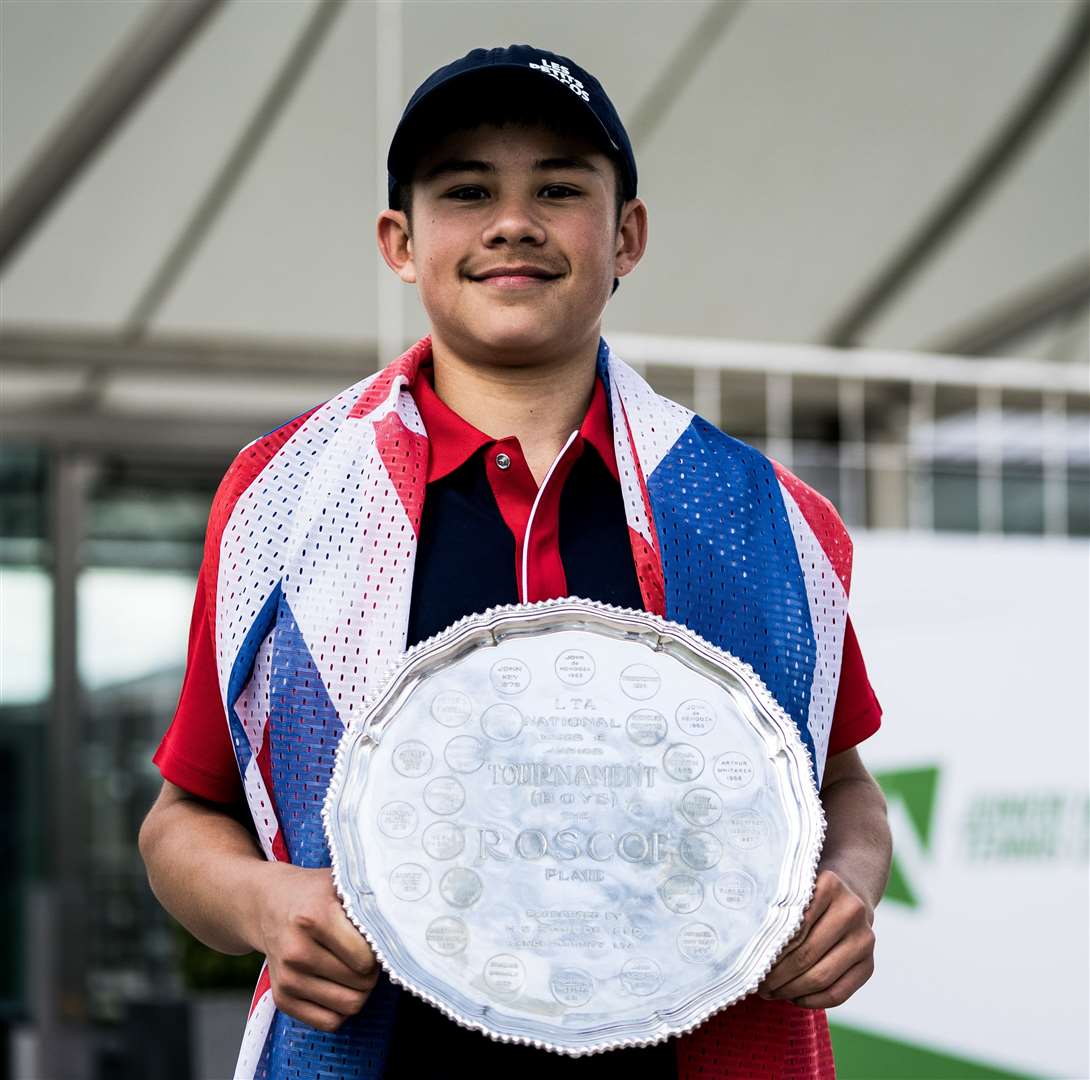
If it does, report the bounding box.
[521,429,579,601]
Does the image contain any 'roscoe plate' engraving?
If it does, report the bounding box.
[325,599,825,1056]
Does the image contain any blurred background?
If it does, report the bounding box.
[1,1,1087,1077]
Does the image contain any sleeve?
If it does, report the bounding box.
[152,559,243,804]
[826,613,883,757]
[151,405,327,804]
[770,458,882,758]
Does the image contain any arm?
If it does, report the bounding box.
[757,746,891,1008]
[139,780,379,1031]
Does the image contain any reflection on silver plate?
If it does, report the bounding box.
[323,599,824,1056]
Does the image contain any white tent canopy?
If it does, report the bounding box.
[1,0,1086,362]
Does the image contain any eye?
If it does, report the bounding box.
[446,186,488,201]
[541,184,579,199]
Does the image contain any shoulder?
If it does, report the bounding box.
[196,407,325,633]
[199,362,391,608]
[203,356,401,556]
[205,406,323,559]
[769,459,854,593]
[689,422,854,590]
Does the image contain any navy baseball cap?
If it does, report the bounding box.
[386,45,637,209]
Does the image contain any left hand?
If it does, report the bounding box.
[756,868,876,1009]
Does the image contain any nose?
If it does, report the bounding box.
[481,193,546,247]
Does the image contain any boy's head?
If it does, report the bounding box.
[387,48,637,233]
[388,78,629,239]
[377,47,647,366]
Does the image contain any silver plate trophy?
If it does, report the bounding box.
[323,600,825,1055]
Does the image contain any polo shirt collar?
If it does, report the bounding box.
[413,363,618,483]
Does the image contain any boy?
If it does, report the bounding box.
[140,46,890,1079]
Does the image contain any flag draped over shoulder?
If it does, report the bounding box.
[208,336,849,1079]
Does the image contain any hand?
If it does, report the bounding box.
[253,864,380,1032]
[757,868,876,1009]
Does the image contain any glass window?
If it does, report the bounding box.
[646,365,695,412]
[85,456,220,571]
[719,371,766,442]
[933,461,980,533]
[1002,462,1046,535]
[75,452,225,1023]
[0,567,52,705]
[1069,466,1090,536]
[0,444,48,552]
[792,442,841,511]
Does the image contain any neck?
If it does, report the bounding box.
[429,331,601,485]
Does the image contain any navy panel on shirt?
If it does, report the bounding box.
[407,446,519,647]
[407,446,644,643]
[560,446,644,609]
[391,446,674,1079]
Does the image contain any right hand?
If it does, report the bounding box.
[254,863,380,1032]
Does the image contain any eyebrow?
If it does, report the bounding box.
[419,156,603,182]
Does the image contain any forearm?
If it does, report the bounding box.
[140,780,382,1031]
[818,773,891,911]
[138,785,270,955]
[757,759,889,1006]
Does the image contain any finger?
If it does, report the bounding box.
[761,877,873,996]
[277,971,372,1020]
[792,957,874,1010]
[282,939,378,992]
[766,933,870,1001]
[759,901,856,995]
[276,997,347,1034]
[760,909,841,994]
[308,899,379,977]
[779,873,838,955]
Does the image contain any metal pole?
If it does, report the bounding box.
[0,0,224,270]
[1043,391,1069,537]
[909,382,935,532]
[693,368,722,428]
[824,1,1090,347]
[927,260,1090,358]
[376,0,405,366]
[125,0,347,337]
[43,450,96,1078]
[977,386,1004,534]
[765,372,793,470]
[626,0,746,150]
[838,378,866,527]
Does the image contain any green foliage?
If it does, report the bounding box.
[175,923,264,992]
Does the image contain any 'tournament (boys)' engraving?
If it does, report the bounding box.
[486,762,655,788]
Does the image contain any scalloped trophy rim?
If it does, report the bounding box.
[322,598,826,1056]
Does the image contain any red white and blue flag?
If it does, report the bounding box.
[207,336,847,1079]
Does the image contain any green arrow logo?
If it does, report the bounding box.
[874,765,940,908]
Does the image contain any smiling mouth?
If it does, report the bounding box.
[467,265,563,287]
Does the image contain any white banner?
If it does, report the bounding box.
[835,531,1089,1078]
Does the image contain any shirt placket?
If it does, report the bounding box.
[484,434,585,603]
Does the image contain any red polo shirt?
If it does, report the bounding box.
[415,363,618,602]
[154,366,880,806]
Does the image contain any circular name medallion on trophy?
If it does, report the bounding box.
[325,600,824,1056]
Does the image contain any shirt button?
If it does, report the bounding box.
[495,452,512,470]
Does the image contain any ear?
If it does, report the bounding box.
[377,210,417,284]
[614,197,648,280]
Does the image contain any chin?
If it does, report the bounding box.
[453,312,572,360]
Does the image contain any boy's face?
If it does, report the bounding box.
[378,122,646,366]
